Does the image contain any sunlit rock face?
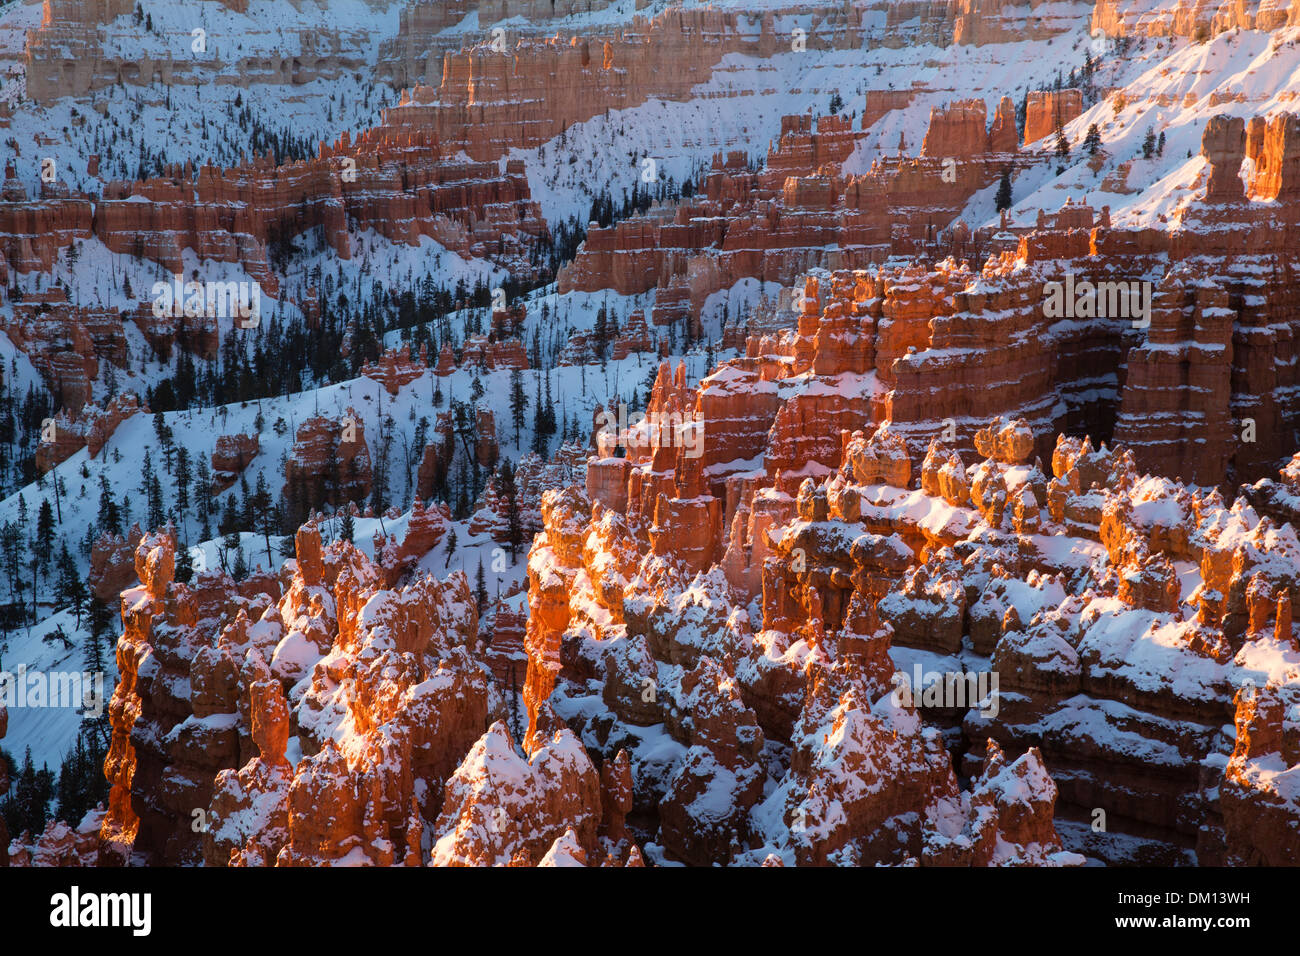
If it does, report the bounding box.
[516,349,1300,865]
[79,520,496,866]
[76,167,1300,865]
[6,0,1300,871]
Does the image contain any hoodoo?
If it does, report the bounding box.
[0,0,1297,881]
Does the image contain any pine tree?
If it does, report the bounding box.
[35,499,55,587]
[0,747,55,837]
[174,541,194,584]
[175,446,191,538]
[195,458,213,541]
[339,508,355,544]
[444,527,458,569]
[287,474,309,533]
[1084,123,1102,157]
[87,598,112,674]
[147,471,165,531]
[238,474,253,528]
[995,167,1013,212]
[138,448,153,500]
[55,727,107,827]
[219,495,239,536]
[1054,126,1070,159]
[153,410,175,475]
[1142,127,1156,159]
[475,558,488,614]
[1,521,22,606]
[231,546,248,581]
[593,305,608,360]
[55,543,85,628]
[56,735,91,823]
[97,475,122,536]
[508,666,521,741]
[454,458,470,519]
[500,459,523,563]
[253,472,274,566]
[530,376,547,457]
[541,374,557,451]
[509,369,529,445]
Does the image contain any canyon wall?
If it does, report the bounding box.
[24,0,376,103]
